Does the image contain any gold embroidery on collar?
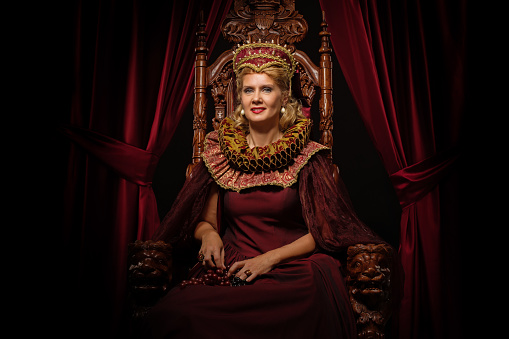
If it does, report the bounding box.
[201,120,329,192]
[218,117,312,173]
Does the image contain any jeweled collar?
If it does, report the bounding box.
[218,117,312,173]
[201,128,328,192]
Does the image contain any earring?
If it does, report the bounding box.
[281,107,286,114]
[240,109,245,116]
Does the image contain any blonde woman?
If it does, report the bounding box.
[147,43,383,339]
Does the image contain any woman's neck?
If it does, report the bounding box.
[247,125,282,148]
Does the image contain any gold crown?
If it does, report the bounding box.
[233,42,296,79]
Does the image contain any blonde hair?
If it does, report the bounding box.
[231,66,306,133]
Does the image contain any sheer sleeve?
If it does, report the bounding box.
[152,161,215,248]
[299,152,385,253]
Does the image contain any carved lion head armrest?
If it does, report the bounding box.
[127,240,173,314]
[346,243,394,339]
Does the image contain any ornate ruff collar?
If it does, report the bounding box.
[219,117,311,173]
[201,118,328,192]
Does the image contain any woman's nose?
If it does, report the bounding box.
[252,91,262,104]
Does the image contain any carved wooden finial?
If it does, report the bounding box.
[319,11,331,54]
[196,10,208,53]
[318,10,333,151]
[197,10,206,37]
[189,9,209,176]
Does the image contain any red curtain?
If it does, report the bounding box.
[319,0,466,338]
[60,0,232,336]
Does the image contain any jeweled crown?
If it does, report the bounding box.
[233,42,296,79]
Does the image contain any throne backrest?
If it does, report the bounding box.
[187,0,336,179]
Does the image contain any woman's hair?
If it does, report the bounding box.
[231,66,306,133]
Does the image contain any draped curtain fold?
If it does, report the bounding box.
[319,0,466,338]
[62,0,232,336]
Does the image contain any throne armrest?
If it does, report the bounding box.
[346,243,394,339]
[127,240,173,320]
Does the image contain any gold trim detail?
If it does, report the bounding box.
[218,117,312,173]
[201,124,329,192]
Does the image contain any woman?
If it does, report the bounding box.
[145,42,383,338]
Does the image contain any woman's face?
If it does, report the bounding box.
[240,72,287,129]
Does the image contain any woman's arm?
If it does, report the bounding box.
[269,232,316,264]
[228,233,316,282]
[193,183,226,269]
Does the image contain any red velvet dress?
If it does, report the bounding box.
[145,186,356,339]
[147,119,383,338]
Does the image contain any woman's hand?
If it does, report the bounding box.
[194,183,224,269]
[227,233,317,283]
[199,229,226,270]
[228,251,279,283]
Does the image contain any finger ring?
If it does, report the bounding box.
[197,252,204,261]
[245,270,252,277]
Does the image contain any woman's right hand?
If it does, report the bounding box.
[199,229,226,269]
[193,183,223,269]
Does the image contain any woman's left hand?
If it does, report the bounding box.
[228,234,316,283]
[227,251,279,283]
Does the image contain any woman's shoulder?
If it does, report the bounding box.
[294,140,330,172]
[200,136,328,192]
[302,140,329,157]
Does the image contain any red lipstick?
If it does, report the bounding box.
[251,107,266,114]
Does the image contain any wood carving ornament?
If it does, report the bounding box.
[127,240,172,307]
[221,0,308,48]
[346,244,393,338]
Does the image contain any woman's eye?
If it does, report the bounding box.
[262,87,272,93]
[243,88,253,94]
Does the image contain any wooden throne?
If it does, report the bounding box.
[128,1,395,338]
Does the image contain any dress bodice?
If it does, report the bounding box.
[222,186,308,257]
